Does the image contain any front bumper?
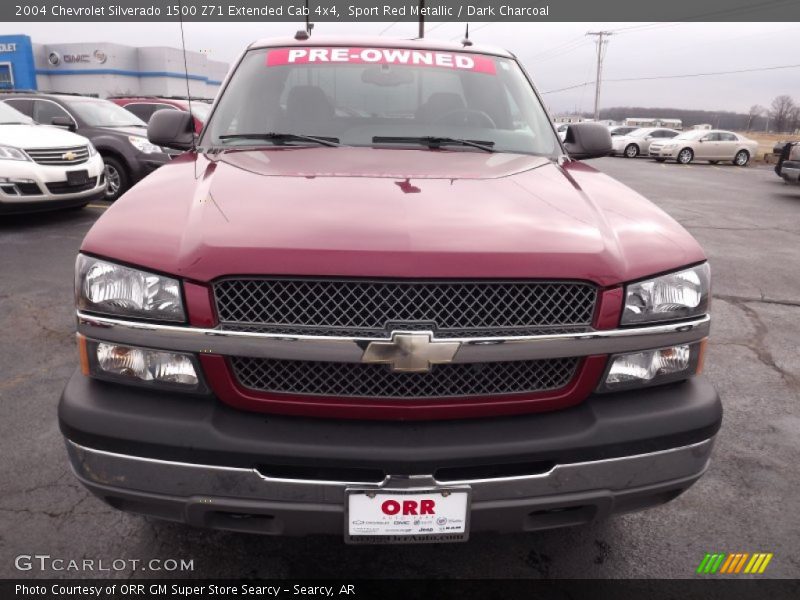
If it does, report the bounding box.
[0,155,106,213]
[60,371,722,536]
[649,147,675,158]
[129,152,171,183]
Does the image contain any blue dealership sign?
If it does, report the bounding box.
[0,35,37,90]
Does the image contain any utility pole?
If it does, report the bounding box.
[418,0,425,38]
[586,31,612,121]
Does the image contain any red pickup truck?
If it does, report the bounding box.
[60,37,720,543]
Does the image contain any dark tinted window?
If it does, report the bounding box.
[719,132,737,141]
[2,98,33,117]
[124,103,157,121]
[33,99,72,126]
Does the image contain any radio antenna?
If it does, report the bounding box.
[296,0,313,40]
[462,23,473,46]
[177,0,196,151]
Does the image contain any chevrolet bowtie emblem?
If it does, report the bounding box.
[62,151,77,161]
[361,333,461,373]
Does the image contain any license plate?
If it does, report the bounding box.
[345,487,470,544]
[66,170,88,185]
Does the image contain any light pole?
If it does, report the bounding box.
[587,31,612,121]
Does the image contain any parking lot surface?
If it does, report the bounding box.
[1,158,798,579]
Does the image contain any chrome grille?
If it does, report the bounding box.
[24,145,90,166]
[231,356,580,399]
[214,279,597,338]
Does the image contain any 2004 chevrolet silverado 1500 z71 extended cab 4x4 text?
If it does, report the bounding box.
[59,37,721,544]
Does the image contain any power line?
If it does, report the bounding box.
[541,62,800,95]
[607,62,800,83]
[379,21,399,35]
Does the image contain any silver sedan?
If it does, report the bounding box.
[649,130,760,166]
[610,127,681,158]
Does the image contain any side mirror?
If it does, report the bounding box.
[51,116,76,132]
[563,122,612,159]
[148,110,194,151]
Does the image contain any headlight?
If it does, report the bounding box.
[87,141,98,157]
[127,135,162,154]
[76,254,185,322]
[663,143,677,150]
[80,337,205,392]
[622,263,710,325]
[598,341,705,392]
[0,145,29,161]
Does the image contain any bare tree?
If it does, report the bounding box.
[746,104,765,130]
[769,95,796,133]
[790,106,800,134]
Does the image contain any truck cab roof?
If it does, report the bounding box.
[247,35,515,59]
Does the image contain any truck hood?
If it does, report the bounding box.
[0,123,91,149]
[81,147,705,286]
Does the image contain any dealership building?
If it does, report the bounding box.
[0,34,228,98]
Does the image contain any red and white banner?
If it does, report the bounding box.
[266,47,497,74]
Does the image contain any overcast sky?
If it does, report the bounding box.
[11,20,800,113]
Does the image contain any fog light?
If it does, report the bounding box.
[83,338,205,392]
[598,342,704,392]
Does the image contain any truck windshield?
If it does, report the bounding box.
[203,46,559,156]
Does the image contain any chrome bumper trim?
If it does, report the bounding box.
[76,312,710,364]
[66,438,715,504]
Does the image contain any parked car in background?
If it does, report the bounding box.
[109,96,212,134]
[608,125,637,137]
[0,92,170,200]
[775,141,800,185]
[611,127,680,158]
[60,37,720,543]
[649,130,759,166]
[555,122,569,141]
[0,101,105,214]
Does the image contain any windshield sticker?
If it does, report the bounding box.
[266,48,497,74]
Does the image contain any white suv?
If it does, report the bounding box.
[0,102,106,214]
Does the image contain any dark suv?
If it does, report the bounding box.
[0,92,171,200]
[109,96,212,134]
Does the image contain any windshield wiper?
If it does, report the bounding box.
[373,136,495,152]
[218,132,340,147]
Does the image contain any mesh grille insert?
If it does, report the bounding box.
[214,279,597,338]
[231,356,580,399]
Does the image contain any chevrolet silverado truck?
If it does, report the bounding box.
[59,37,721,544]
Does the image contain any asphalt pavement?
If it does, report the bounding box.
[1,158,798,579]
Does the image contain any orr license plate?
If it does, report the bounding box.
[345,487,470,544]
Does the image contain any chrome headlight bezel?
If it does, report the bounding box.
[75,254,186,322]
[0,145,30,161]
[622,263,710,326]
[596,341,705,393]
[127,135,163,154]
[82,337,207,393]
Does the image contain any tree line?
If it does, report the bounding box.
[589,95,799,133]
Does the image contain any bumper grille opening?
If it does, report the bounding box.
[46,177,98,195]
[231,356,580,399]
[214,278,597,338]
[207,511,279,534]
[525,505,598,530]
